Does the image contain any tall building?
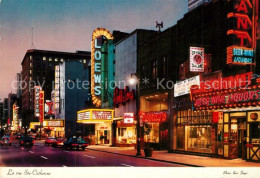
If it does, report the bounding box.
[59,61,91,137]
[21,49,91,128]
[113,29,156,147]
[77,29,128,146]
[15,72,22,99]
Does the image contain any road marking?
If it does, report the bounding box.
[64,151,70,153]
[41,156,48,160]
[62,165,67,167]
[29,151,34,153]
[84,155,95,159]
[121,163,134,167]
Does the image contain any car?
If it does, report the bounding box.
[1,137,11,146]
[52,137,67,147]
[45,137,56,146]
[15,134,22,140]
[64,137,88,151]
[20,136,34,147]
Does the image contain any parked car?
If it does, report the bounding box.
[20,136,34,147]
[52,137,66,147]
[45,137,56,146]
[64,137,88,151]
[1,137,11,146]
[15,134,22,140]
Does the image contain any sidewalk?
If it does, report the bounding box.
[87,145,260,167]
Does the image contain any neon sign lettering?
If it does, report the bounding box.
[113,86,135,108]
[191,72,252,94]
[193,89,260,109]
[139,112,167,123]
[226,0,258,65]
[91,28,113,107]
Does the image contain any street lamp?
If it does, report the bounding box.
[128,74,141,156]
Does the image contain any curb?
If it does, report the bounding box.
[86,148,202,167]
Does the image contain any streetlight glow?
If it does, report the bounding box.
[128,74,138,86]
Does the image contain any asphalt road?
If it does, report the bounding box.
[0,140,186,167]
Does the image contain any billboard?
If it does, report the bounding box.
[190,47,204,72]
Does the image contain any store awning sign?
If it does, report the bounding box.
[140,111,167,123]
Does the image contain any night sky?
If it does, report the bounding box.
[0,0,187,99]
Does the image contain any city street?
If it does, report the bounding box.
[0,140,185,167]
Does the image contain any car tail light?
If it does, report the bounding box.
[82,144,88,147]
[72,144,78,146]
[32,140,35,143]
[21,141,24,144]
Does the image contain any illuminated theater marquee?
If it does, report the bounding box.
[91,28,113,107]
[227,0,258,65]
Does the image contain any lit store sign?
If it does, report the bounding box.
[124,113,134,124]
[113,87,135,108]
[91,28,113,107]
[54,65,60,111]
[226,0,258,65]
[190,47,204,72]
[193,88,260,110]
[77,109,114,123]
[34,86,42,117]
[229,47,254,64]
[139,112,167,123]
[174,75,200,97]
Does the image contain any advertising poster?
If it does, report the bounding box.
[190,47,204,72]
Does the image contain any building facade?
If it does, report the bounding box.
[21,49,91,130]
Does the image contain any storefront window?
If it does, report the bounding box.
[250,123,260,144]
[117,127,136,144]
[187,126,212,152]
[144,123,159,143]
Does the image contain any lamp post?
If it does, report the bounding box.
[128,74,141,156]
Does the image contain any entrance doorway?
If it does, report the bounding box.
[229,118,246,159]
[97,130,110,145]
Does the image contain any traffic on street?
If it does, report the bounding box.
[0,135,185,167]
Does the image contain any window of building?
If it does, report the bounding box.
[162,56,167,77]
[83,59,87,64]
[152,59,158,80]
[30,63,32,68]
[49,57,52,62]
[30,56,32,60]
[55,58,58,62]
[187,126,212,151]
[144,123,159,143]
[30,70,32,75]
[60,58,64,62]
[117,127,136,144]
[30,77,32,81]
[43,57,46,61]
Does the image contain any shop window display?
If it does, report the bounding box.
[144,123,159,143]
[117,127,136,144]
[188,126,212,152]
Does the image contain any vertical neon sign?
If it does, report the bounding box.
[91,28,113,107]
[227,0,258,65]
